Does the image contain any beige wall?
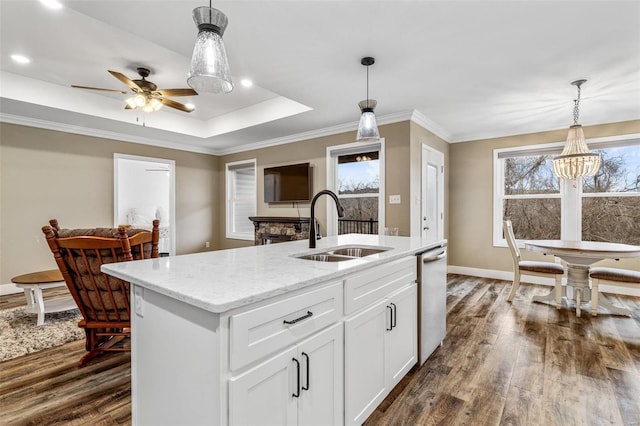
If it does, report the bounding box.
[218,121,422,250]
[449,120,640,273]
[0,123,219,285]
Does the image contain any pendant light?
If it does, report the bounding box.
[187,0,233,94]
[552,79,601,181]
[356,57,380,142]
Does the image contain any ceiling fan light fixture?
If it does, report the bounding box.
[356,56,380,142]
[133,93,147,107]
[187,4,233,94]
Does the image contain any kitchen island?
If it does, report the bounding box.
[102,234,445,425]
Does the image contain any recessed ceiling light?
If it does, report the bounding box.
[11,54,31,64]
[185,103,195,111]
[39,0,63,9]
[240,79,253,88]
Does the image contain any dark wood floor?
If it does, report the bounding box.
[1,275,639,425]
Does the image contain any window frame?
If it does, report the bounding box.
[326,140,385,236]
[493,134,640,247]
[225,159,257,241]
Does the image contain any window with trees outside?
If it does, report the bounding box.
[494,136,640,246]
[226,159,256,240]
[337,151,380,235]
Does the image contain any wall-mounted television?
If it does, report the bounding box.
[264,163,312,203]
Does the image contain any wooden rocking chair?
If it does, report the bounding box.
[42,219,159,367]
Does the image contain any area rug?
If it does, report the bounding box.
[0,306,84,362]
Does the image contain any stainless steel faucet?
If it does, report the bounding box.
[309,190,345,248]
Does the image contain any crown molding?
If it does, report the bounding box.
[409,110,453,142]
[2,109,456,157]
[0,113,219,156]
[217,110,423,155]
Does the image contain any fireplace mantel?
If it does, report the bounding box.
[249,216,312,245]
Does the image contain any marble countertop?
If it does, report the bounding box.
[102,234,445,313]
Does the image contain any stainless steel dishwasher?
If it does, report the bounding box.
[417,242,447,365]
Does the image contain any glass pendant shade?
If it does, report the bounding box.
[187,6,233,94]
[552,124,601,179]
[356,100,380,142]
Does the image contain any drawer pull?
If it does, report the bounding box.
[283,311,313,325]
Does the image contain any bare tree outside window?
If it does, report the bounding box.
[503,155,561,239]
[582,147,640,244]
[500,144,640,244]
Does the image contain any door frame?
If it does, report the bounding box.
[420,144,444,242]
[326,139,385,236]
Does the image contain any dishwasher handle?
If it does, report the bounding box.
[422,250,447,263]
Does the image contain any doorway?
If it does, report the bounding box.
[114,154,176,255]
[421,145,444,243]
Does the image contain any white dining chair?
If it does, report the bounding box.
[503,220,565,304]
[589,267,640,316]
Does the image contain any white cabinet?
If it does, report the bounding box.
[344,283,417,425]
[387,284,418,388]
[229,323,343,426]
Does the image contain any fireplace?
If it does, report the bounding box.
[249,217,313,245]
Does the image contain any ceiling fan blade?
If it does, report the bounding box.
[108,70,142,91]
[157,88,198,97]
[160,98,194,113]
[71,85,128,94]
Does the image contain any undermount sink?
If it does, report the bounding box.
[296,254,355,262]
[295,245,391,262]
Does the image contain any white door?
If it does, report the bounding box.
[344,299,389,426]
[387,283,418,388]
[421,145,444,243]
[229,347,298,426]
[297,324,344,426]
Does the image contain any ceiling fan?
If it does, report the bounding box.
[71,67,198,113]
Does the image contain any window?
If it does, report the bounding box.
[226,159,256,240]
[494,136,640,246]
[326,141,385,236]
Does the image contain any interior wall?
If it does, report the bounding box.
[0,123,219,285]
[218,121,412,250]
[116,158,170,226]
[449,119,640,273]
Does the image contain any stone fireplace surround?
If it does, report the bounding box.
[249,217,313,245]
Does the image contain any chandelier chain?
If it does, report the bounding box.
[573,84,581,125]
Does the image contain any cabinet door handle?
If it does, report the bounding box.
[390,302,397,329]
[283,311,313,325]
[386,305,393,331]
[301,352,310,391]
[292,357,301,398]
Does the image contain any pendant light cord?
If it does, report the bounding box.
[366,64,369,108]
[573,84,581,125]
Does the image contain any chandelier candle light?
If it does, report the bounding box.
[552,79,601,182]
[356,57,380,142]
[188,0,233,94]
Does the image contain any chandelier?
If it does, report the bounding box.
[552,79,601,181]
[356,57,380,142]
[187,0,233,94]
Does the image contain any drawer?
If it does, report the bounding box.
[229,281,342,371]
[345,256,417,315]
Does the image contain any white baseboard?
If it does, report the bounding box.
[1,283,22,296]
[447,265,640,298]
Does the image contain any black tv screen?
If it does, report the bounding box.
[264,163,312,203]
